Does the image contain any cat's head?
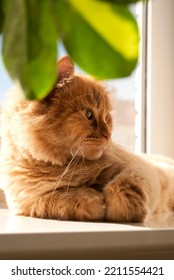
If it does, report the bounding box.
[16,56,113,165]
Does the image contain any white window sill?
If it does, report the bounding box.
[0,209,174,259]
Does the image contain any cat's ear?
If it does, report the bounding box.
[57,56,74,82]
[43,56,74,102]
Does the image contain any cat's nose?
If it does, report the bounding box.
[102,131,111,142]
[99,121,111,142]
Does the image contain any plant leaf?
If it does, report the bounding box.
[2,0,57,99]
[56,0,139,79]
[0,0,5,33]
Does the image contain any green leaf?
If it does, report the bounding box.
[56,0,139,79]
[0,15,3,34]
[0,0,5,33]
[2,0,57,100]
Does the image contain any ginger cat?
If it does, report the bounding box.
[1,56,174,222]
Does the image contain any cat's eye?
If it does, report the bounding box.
[82,108,95,121]
[85,109,93,120]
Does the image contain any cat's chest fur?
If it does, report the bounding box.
[22,152,112,189]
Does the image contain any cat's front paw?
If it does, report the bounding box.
[72,187,105,221]
[103,178,147,222]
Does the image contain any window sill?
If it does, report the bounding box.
[0,209,174,260]
[0,209,174,259]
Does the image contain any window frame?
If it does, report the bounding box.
[140,0,174,157]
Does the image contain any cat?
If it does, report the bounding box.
[1,56,174,223]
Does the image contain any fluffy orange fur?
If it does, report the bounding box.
[1,56,174,222]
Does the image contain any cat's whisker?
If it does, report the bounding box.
[76,144,87,178]
[70,139,85,157]
[65,141,86,186]
[66,141,88,191]
[82,150,88,165]
[81,151,86,168]
[66,156,82,191]
[51,145,85,198]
